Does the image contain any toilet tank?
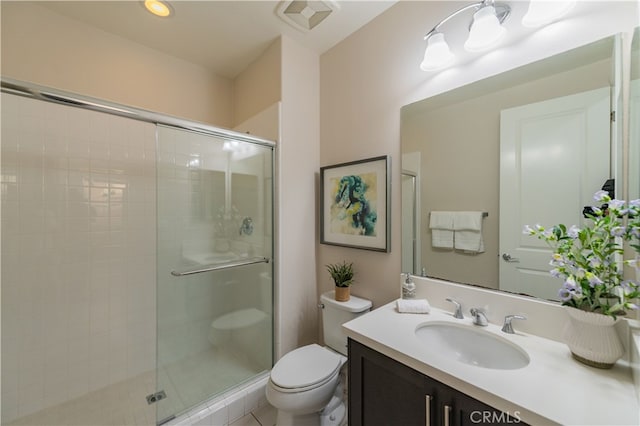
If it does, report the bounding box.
[320,291,372,356]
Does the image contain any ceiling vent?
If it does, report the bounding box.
[276,1,339,32]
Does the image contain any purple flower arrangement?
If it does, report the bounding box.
[524,191,640,318]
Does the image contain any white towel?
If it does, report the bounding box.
[453,211,485,253]
[396,299,431,314]
[429,211,454,249]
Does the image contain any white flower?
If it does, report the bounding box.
[522,224,535,235]
[568,225,580,238]
[594,190,611,203]
[608,199,626,212]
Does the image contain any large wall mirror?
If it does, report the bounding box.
[401,31,638,302]
[631,28,640,203]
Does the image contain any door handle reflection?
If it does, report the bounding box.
[502,253,520,262]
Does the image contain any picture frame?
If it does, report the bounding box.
[320,155,391,252]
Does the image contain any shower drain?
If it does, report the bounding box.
[146,390,167,404]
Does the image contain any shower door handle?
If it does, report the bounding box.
[171,256,270,276]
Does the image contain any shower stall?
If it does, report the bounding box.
[1,80,275,425]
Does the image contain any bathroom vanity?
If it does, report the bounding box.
[349,339,522,425]
[343,291,639,425]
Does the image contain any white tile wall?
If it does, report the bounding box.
[1,93,157,423]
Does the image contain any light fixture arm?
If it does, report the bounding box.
[423,0,510,40]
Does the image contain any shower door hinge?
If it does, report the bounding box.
[146,390,167,405]
[611,111,616,122]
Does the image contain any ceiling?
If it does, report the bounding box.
[38,0,398,79]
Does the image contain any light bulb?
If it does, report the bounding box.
[420,33,454,71]
[522,0,576,28]
[144,0,172,17]
[464,5,506,52]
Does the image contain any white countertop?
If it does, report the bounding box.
[343,300,639,426]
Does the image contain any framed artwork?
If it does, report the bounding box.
[320,155,391,252]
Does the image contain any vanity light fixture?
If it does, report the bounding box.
[420,0,578,71]
[521,0,576,28]
[420,0,510,71]
[420,32,455,71]
[144,0,172,18]
[464,3,508,52]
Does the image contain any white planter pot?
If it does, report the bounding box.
[562,306,624,369]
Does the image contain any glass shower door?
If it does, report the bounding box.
[155,125,273,422]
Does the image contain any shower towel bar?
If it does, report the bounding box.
[171,256,270,276]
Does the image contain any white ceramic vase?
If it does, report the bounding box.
[562,306,624,369]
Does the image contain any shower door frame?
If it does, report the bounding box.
[1,78,276,150]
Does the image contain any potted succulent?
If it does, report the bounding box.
[524,190,640,368]
[326,261,355,301]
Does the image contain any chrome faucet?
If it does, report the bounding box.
[469,308,488,326]
[501,315,527,334]
[445,298,464,319]
[239,217,253,236]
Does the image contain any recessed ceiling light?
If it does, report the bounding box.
[144,0,172,18]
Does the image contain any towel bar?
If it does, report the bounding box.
[430,211,488,217]
[171,256,270,276]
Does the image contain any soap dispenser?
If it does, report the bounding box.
[402,273,416,299]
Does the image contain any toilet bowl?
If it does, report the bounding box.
[266,344,346,425]
[266,291,372,426]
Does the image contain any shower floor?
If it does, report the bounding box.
[7,347,262,426]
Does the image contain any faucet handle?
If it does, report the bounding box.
[445,298,464,319]
[502,315,527,334]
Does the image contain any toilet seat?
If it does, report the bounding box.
[270,344,343,393]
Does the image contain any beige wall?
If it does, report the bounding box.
[278,35,320,358]
[233,102,280,142]
[320,1,639,309]
[1,2,233,127]
[233,39,282,127]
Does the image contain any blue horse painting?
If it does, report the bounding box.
[331,174,377,236]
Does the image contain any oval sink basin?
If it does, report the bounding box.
[415,322,530,370]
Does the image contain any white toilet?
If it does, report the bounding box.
[266,291,372,426]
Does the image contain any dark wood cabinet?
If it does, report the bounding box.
[348,339,526,426]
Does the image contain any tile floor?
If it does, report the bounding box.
[6,379,276,426]
[229,405,276,426]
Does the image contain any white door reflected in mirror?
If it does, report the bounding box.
[499,87,611,299]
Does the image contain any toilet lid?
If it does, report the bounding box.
[270,344,342,389]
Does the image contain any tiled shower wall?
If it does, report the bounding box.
[1,93,157,422]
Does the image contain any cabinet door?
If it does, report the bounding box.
[349,339,527,426]
[349,339,439,426]
[439,381,525,426]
